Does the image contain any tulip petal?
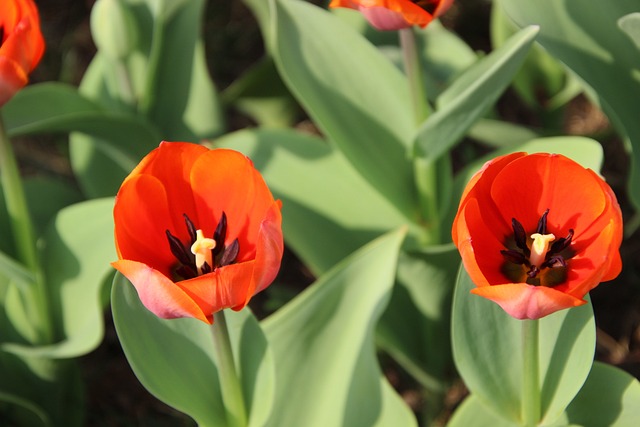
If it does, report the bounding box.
[190,149,276,259]
[248,201,284,301]
[112,260,210,324]
[471,283,586,320]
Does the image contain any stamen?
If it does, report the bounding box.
[536,209,550,234]
[166,229,192,266]
[191,230,216,274]
[213,212,228,257]
[501,249,527,265]
[548,229,574,256]
[219,239,240,267]
[183,214,197,243]
[511,218,530,256]
[529,233,555,268]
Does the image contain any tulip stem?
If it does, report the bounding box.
[522,319,541,427]
[0,117,53,344]
[399,28,431,123]
[212,310,248,427]
[400,28,441,244]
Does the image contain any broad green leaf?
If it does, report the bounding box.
[562,362,640,426]
[0,250,34,292]
[111,276,274,427]
[1,199,115,359]
[619,13,640,50]
[377,244,459,392]
[216,128,409,275]
[23,177,84,236]
[1,81,161,197]
[452,268,596,425]
[414,26,538,163]
[491,3,569,110]
[262,229,416,427]
[468,118,540,148]
[447,394,519,427]
[142,0,224,140]
[496,0,640,210]
[221,57,299,128]
[246,0,418,219]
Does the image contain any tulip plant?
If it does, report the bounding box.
[1,0,639,426]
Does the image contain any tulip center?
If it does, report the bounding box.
[165,212,240,280]
[500,209,574,286]
[410,0,439,14]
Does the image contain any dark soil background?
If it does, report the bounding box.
[17,0,640,425]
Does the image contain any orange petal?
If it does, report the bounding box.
[329,0,452,28]
[114,174,176,276]
[246,200,284,304]
[112,260,210,324]
[190,149,276,258]
[455,199,507,286]
[175,262,254,315]
[471,283,586,320]
[490,154,607,235]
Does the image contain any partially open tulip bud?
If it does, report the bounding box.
[0,0,44,106]
[330,0,454,31]
[452,153,623,320]
[90,0,137,61]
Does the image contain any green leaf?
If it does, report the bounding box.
[0,250,34,293]
[414,25,538,163]
[619,13,640,50]
[143,0,225,140]
[1,199,115,359]
[377,244,459,392]
[216,128,409,275]
[491,3,569,110]
[262,229,415,427]
[563,362,640,426]
[451,267,596,425]
[23,177,84,237]
[221,57,299,128]
[111,275,274,427]
[496,0,640,210]
[245,0,417,219]
[447,394,519,427]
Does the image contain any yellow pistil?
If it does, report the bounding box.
[529,233,555,268]
[191,229,216,274]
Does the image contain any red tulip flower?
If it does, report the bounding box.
[452,153,623,320]
[329,0,453,31]
[112,142,284,324]
[0,0,44,107]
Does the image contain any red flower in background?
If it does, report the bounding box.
[452,153,623,320]
[0,0,44,106]
[112,142,284,324]
[329,0,453,31]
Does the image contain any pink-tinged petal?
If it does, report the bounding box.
[247,201,284,303]
[112,260,209,324]
[471,283,586,320]
[358,6,415,30]
[175,263,255,318]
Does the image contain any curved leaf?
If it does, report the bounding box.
[245,0,418,219]
[262,229,415,427]
[1,199,115,358]
[217,128,409,275]
[451,267,596,425]
[112,275,275,427]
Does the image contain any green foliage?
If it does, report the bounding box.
[245,0,418,220]
[451,268,596,425]
[112,229,413,427]
[497,0,640,213]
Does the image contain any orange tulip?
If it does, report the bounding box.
[329,0,453,31]
[0,0,44,106]
[112,142,284,324]
[452,152,623,320]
